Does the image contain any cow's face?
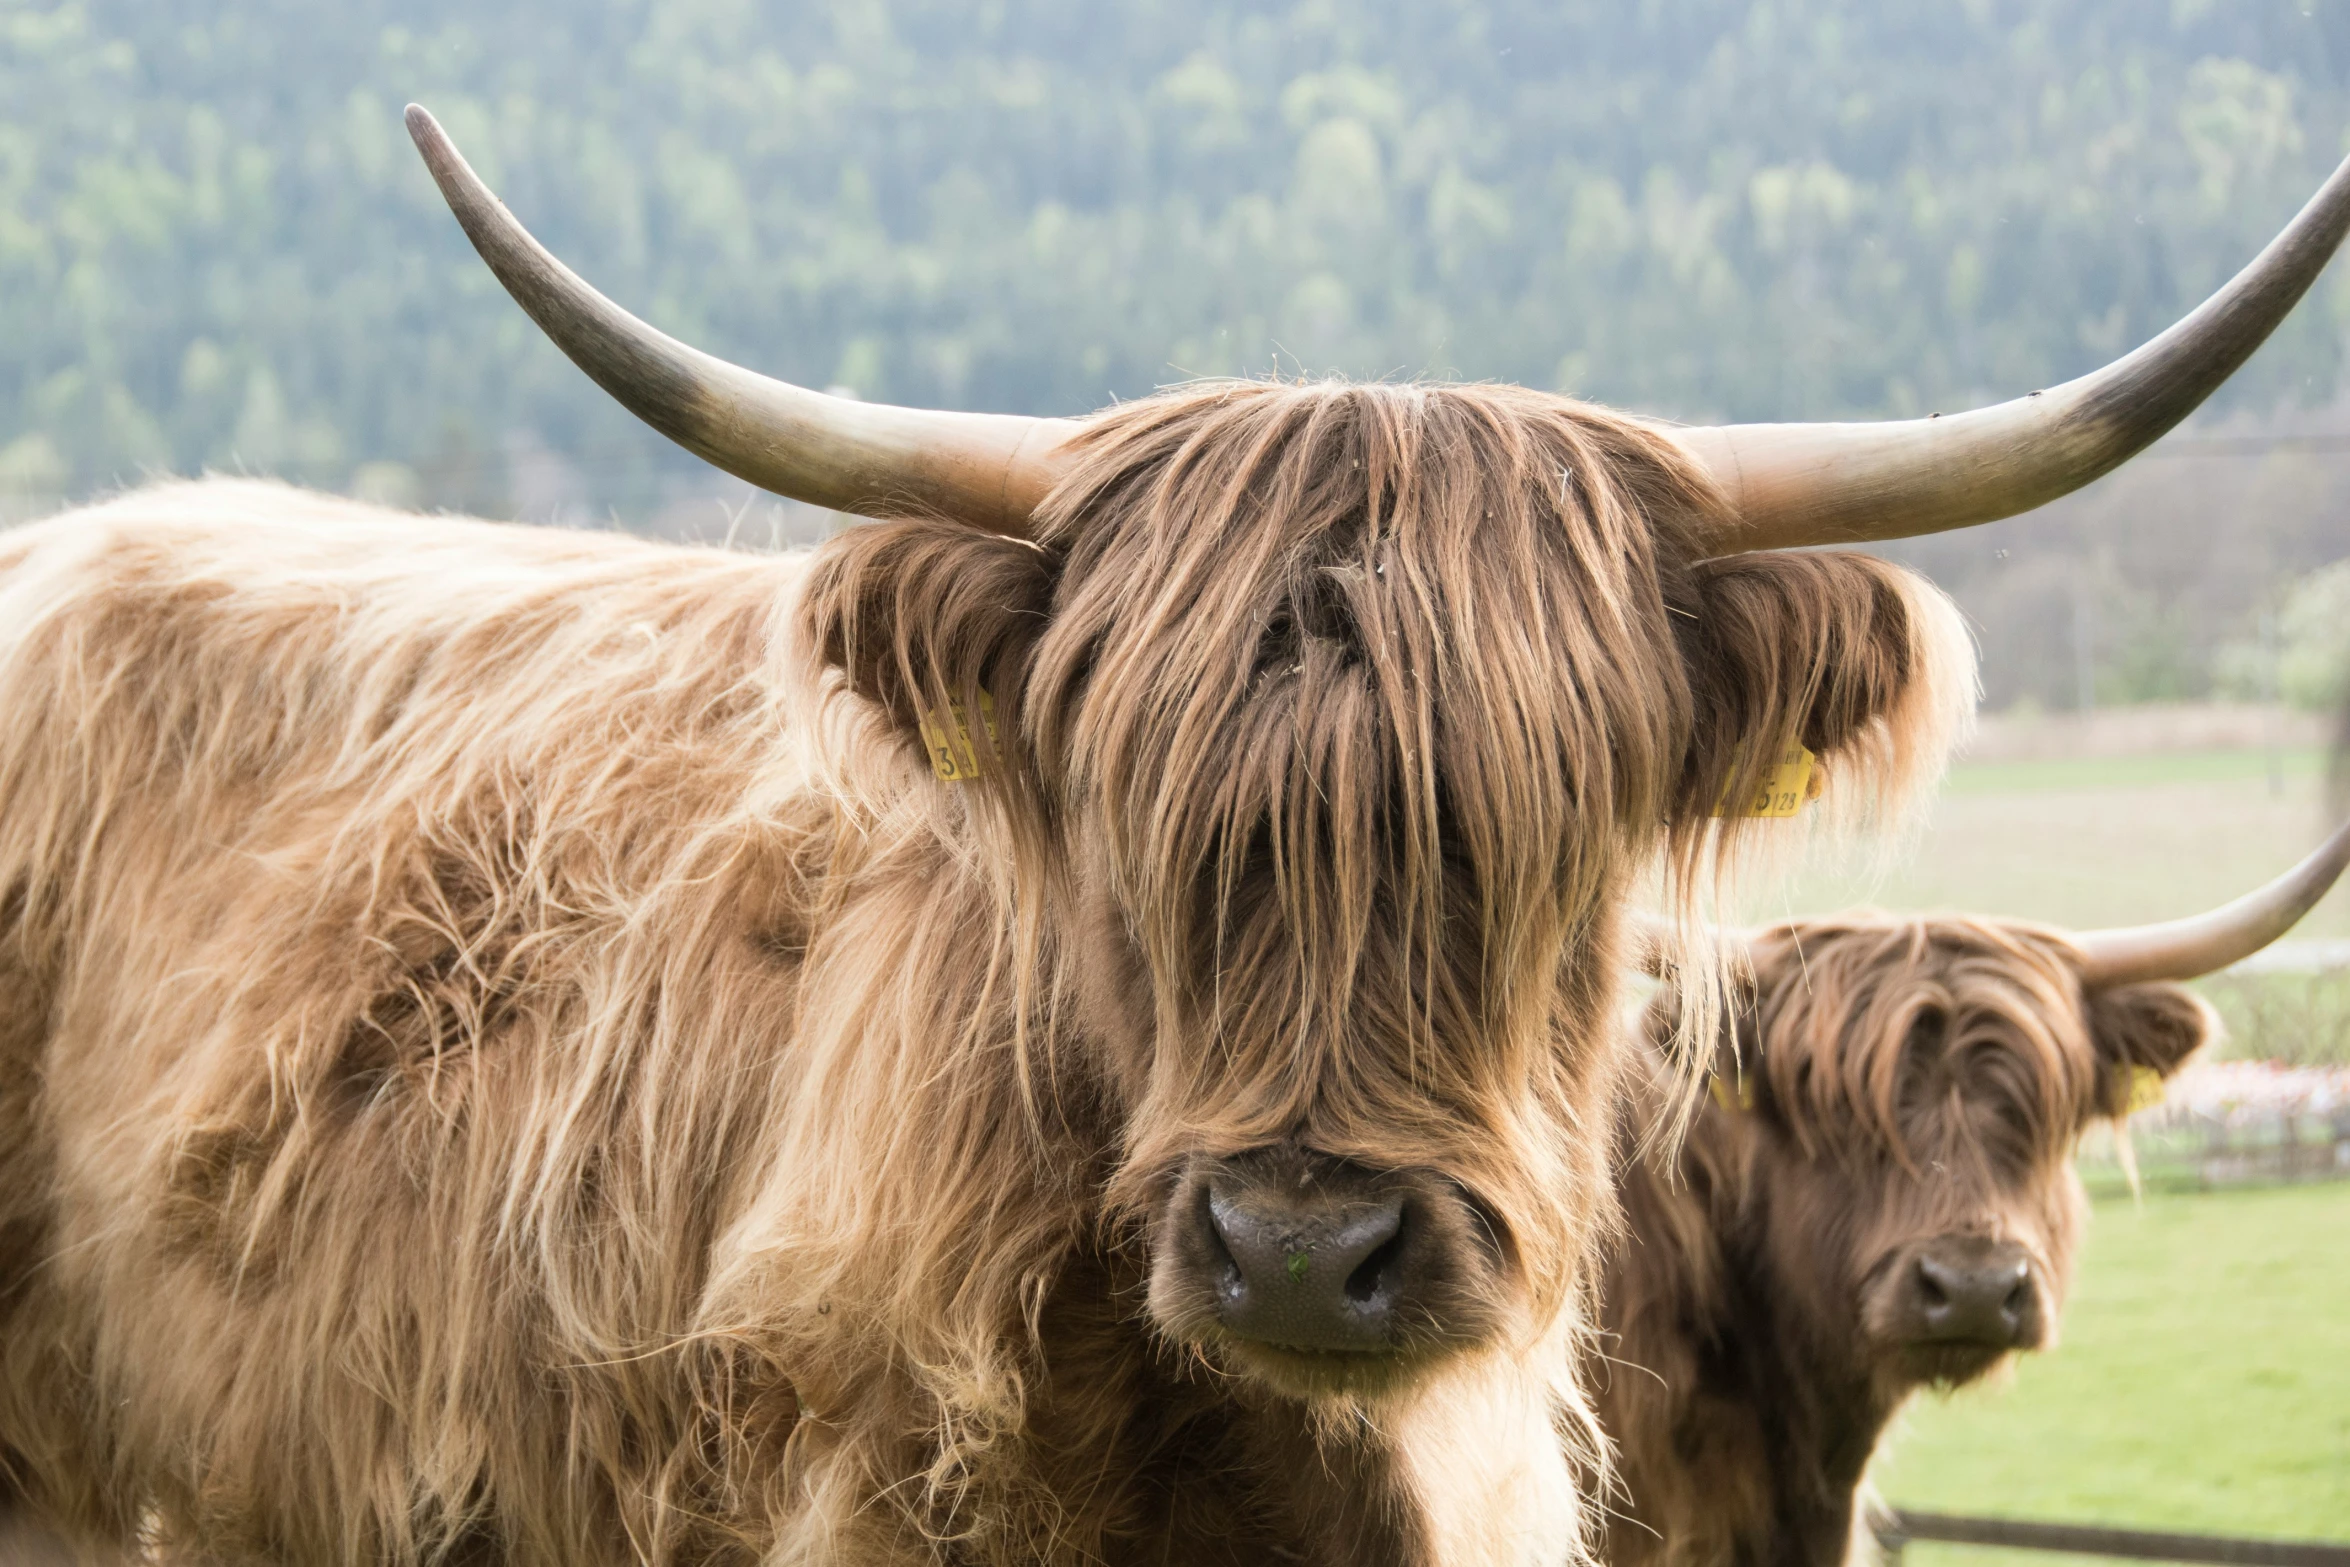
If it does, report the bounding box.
[1710,920,2209,1399]
[805,381,1964,1405]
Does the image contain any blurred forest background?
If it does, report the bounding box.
[13,0,2350,709]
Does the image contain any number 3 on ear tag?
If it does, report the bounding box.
[918,691,997,782]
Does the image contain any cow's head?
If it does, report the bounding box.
[1659,820,2349,1400]
[405,105,2350,1409]
[799,383,1963,1401]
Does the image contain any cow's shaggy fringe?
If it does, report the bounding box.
[1,380,1968,1566]
[1743,919,2126,1168]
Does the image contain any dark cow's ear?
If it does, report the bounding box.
[799,518,1059,777]
[1669,550,1963,829]
[1640,945,1766,1100]
[2085,982,2213,1113]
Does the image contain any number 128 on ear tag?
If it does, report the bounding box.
[1721,742,1817,819]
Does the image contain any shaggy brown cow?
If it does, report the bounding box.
[0,108,2345,1567]
[1597,824,2350,1567]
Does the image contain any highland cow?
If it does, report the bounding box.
[1598,824,2350,1567]
[0,108,2345,1567]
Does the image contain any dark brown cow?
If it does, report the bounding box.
[0,109,2346,1567]
[1597,825,2350,1567]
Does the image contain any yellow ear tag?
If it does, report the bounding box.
[1708,1072,1755,1113]
[1715,742,1818,819]
[2121,1063,2166,1117]
[917,691,997,782]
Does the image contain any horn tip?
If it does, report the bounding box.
[405,105,452,169]
[405,106,475,208]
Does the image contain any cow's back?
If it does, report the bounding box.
[0,479,833,1563]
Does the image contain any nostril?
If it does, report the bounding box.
[1200,1189,1245,1299]
[1344,1228,1406,1305]
[2003,1277,2031,1320]
[1914,1259,1951,1308]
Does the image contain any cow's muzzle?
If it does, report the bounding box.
[1883,1234,2046,1354]
[1148,1148,1503,1383]
[1203,1175,1408,1351]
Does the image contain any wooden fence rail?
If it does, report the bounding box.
[1879,1510,2350,1567]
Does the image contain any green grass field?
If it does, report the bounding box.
[1877,1181,2350,1552]
[1744,733,2350,1552]
[1758,746,2350,937]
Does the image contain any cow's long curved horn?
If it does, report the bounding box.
[1669,152,2350,554]
[405,106,1077,532]
[2072,816,2350,988]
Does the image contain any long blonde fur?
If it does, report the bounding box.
[0,381,1968,1567]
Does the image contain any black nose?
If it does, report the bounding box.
[1905,1239,2037,1348]
[1200,1171,1411,1353]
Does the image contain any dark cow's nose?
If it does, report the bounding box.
[1905,1239,2037,1348]
[1201,1174,1411,1353]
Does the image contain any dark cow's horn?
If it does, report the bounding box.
[2072,815,2350,988]
[405,105,1077,532]
[1668,151,2350,554]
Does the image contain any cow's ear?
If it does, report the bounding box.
[799,519,1059,775]
[1668,551,1970,831]
[1639,943,1765,1104]
[2085,982,2213,1113]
